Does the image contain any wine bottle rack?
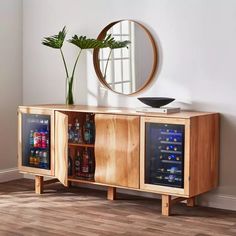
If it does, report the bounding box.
[145,123,185,188]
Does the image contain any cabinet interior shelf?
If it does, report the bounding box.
[68,143,95,148]
[68,177,96,185]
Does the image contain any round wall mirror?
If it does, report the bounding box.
[93,20,158,95]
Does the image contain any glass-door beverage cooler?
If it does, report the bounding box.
[145,122,185,188]
[21,114,51,170]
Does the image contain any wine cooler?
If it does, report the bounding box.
[21,114,51,170]
[145,122,185,188]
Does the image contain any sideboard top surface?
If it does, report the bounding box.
[18,104,218,119]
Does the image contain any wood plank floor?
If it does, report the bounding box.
[0,179,235,236]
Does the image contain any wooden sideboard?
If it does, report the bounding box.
[18,105,220,216]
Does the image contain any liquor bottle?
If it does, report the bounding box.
[75,150,82,177]
[68,150,73,176]
[74,119,83,143]
[29,130,34,147]
[68,124,74,143]
[83,114,94,144]
[82,148,89,176]
[88,149,95,178]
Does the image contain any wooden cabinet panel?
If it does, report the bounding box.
[188,114,220,197]
[95,114,140,189]
[55,111,68,186]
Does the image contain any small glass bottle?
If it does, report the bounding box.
[74,119,83,143]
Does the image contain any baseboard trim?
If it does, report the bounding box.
[0,168,23,183]
[198,193,236,211]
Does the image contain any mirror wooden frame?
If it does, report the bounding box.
[93,20,158,95]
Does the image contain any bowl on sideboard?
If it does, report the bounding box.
[138,97,175,108]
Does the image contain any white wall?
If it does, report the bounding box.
[23,0,236,205]
[0,0,22,171]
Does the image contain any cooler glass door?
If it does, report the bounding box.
[145,123,185,188]
[21,114,51,170]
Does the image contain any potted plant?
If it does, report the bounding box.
[42,26,130,104]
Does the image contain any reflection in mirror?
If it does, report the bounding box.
[93,20,158,95]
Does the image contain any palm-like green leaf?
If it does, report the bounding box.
[109,40,131,49]
[68,35,106,49]
[103,34,131,49]
[42,26,67,49]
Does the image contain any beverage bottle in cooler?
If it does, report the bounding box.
[42,151,49,169]
[41,130,47,148]
[29,130,34,147]
[29,150,35,166]
[82,148,89,176]
[34,150,39,167]
[75,150,82,177]
[68,150,73,176]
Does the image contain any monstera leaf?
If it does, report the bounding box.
[42,26,67,49]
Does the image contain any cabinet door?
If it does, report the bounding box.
[95,114,140,189]
[140,116,190,197]
[55,111,68,186]
[18,108,54,176]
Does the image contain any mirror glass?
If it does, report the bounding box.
[93,20,158,95]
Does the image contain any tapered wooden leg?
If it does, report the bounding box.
[162,195,171,216]
[107,187,116,200]
[187,197,195,207]
[35,175,43,194]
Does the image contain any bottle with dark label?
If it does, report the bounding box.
[68,124,74,143]
[75,150,82,177]
[74,119,83,144]
[82,148,89,176]
[88,149,95,179]
[83,114,94,144]
[68,150,73,176]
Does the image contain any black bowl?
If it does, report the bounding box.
[138,97,175,108]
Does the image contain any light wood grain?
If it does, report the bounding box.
[18,108,55,176]
[162,195,171,216]
[55,111,68,187]
[95,114,140,189]
[187,197,195,207]
[188,113,220,197]
[107,187,116,200]
[35,175,43,194]
[18,105,215,119]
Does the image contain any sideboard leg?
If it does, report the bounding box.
[107,187,116,200]
[162,195,171,216]
[35,175,43,194]
[187,197,196,207]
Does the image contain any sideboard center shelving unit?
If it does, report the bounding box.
[18,105,220,216]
